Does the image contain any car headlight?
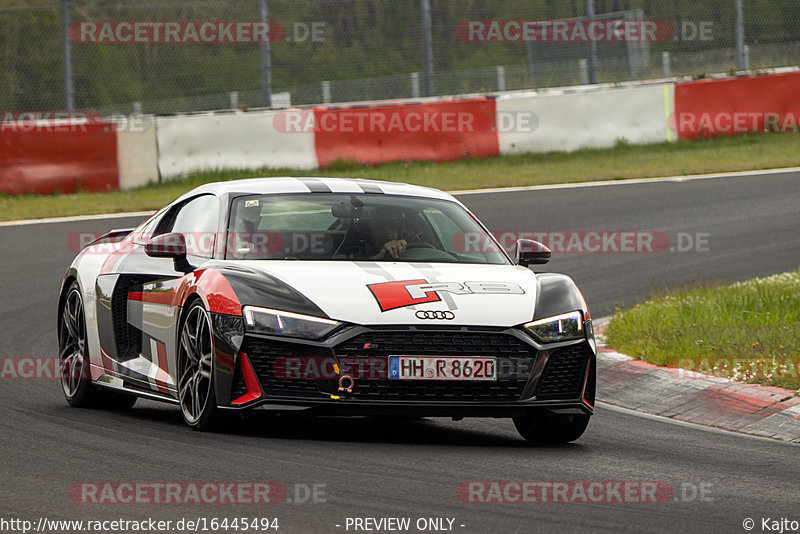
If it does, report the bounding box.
[524,311,584,343]
[243,306,340,340]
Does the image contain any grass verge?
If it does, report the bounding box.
[2,133,800,222]
[604,269,800,391]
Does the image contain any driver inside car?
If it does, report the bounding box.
[352,210,422,260]
[363,211,407,259]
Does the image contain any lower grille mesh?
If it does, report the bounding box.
[240,339,320,396]
[537,345,590,398]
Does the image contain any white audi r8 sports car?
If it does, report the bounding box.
[58,177,595,443]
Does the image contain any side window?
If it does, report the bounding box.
[163,195,219,258]
[423,207,461,254]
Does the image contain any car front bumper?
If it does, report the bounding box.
[215,322,596,418]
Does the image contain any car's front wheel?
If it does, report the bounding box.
[177,301,224,430]
[59,282,136,410]
[513,414,590,444]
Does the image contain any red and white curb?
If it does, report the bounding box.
[595,318,800,442]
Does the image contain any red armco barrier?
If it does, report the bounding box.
[674,70,800,140]
[313,97,500,168]
[0,121,119,194]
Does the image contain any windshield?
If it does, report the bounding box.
[226,193,508,264]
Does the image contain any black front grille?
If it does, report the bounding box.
[336,330,533,357]
[537,344,590,398]
[240,339,321,397]
[335,330,535,401]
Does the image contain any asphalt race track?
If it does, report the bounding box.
[1,170,798,533]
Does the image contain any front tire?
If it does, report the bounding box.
[177,301,224,430]
[513,414,590,444]
[59,282,136,410]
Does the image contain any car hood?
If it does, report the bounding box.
[226,260,537,327]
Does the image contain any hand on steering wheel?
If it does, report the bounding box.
[377,239,407,259]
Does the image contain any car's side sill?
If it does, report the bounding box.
[94,379,179,404]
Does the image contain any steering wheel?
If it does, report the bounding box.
[404,241,437,250]
[399,241,458,261]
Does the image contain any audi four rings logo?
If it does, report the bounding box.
[415,310,455,320]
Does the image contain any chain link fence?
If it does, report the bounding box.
[2,0,799,115]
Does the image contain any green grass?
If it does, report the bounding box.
[2,132,800,222]
[604,269,800,391]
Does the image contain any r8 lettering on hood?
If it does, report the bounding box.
[367,279,524,312]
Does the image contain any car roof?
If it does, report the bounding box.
[180,177,457,203]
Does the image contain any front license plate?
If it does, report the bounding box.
[388,356,497,381]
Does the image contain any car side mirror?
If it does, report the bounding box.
[145,233,193,272]
[145,232,186,258]
[515,239,551,266]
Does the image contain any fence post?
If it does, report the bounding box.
[322,81,331,104]
[585,0,598,83]
[735,0,747,71]
[229,92,239,110]
[420,0,435,96]
[626,8,648,78]
[411,72,420,98]
[743,44,750,72]
[662,51,671,78]
[60,0,74,111]
[259,0,272,107]
[497,66,506,92]
[579,59,589,84]
[526,41,536,83]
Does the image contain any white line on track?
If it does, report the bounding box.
[0,211,156,228]
[450,165,800,195]
[2,165,799,227]
[597,401,800,445]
